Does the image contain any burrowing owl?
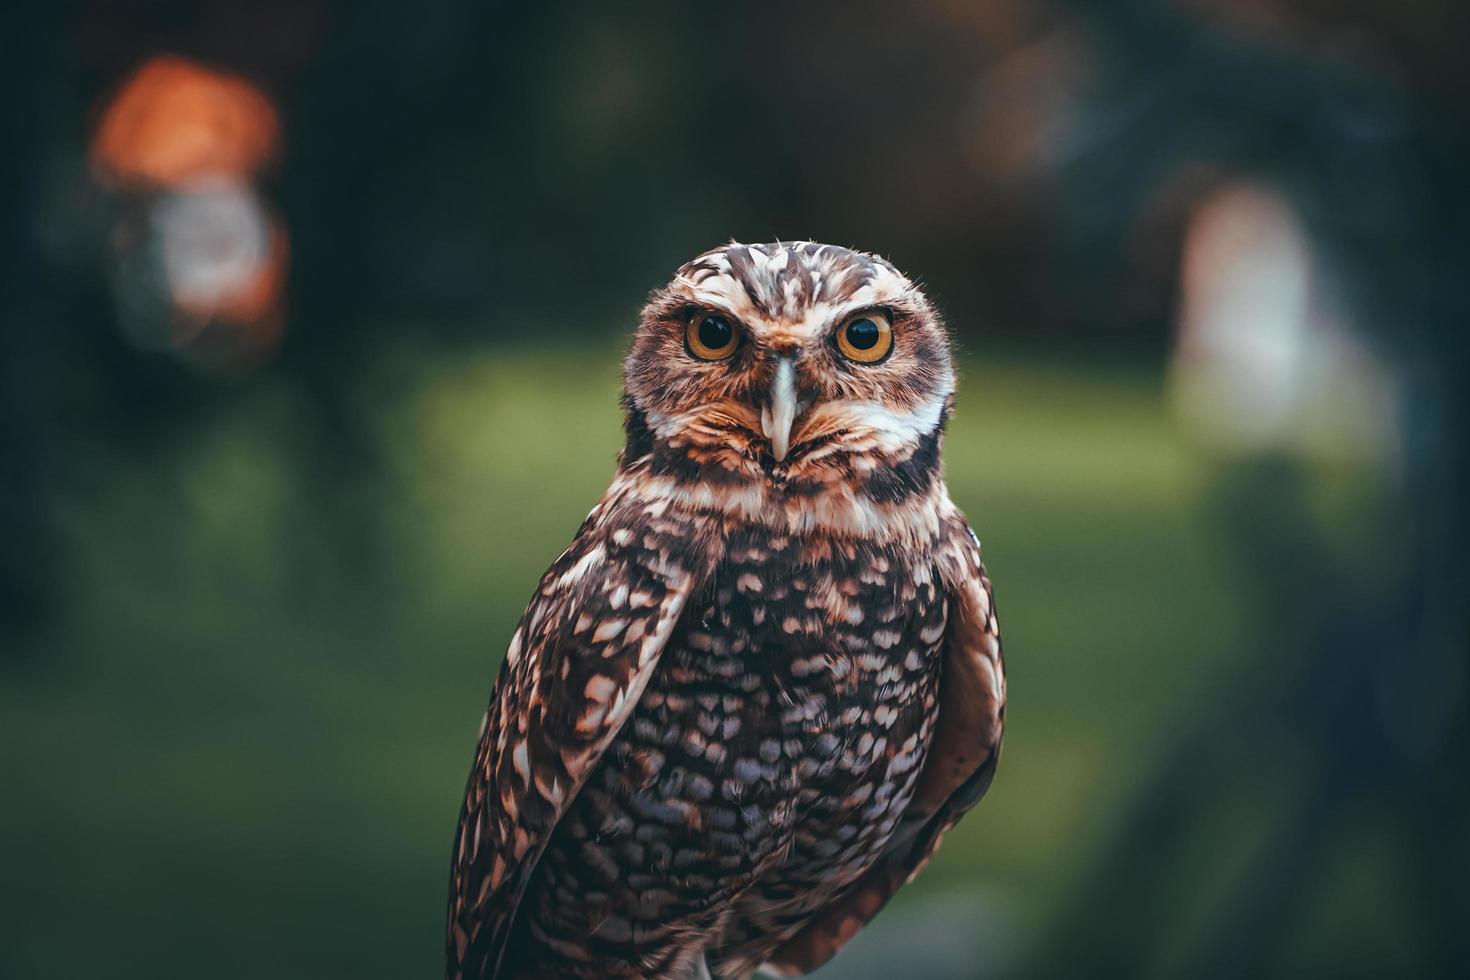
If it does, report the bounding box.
[447,242,1005,979]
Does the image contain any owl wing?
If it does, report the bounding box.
[764,506,1006,975]
[446,487,721,980]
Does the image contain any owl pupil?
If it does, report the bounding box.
[699,316,732,350]
[846,319,880,350]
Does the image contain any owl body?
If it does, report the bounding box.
[448,243,1006,980]
[514,522,949,978]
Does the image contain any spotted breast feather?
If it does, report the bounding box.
[448,492,1003,980]
[757,508,1004,976]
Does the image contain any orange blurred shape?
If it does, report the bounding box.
[92,56,278,186]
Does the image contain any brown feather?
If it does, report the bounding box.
[446,485,723,980]
[761,508,1005,976]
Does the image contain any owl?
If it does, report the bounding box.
[447,242,1005,980]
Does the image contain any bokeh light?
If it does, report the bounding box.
[92,56,278,187]
[91,55,287,369]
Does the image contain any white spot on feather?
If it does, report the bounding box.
[537,773,565,808]
[593,618,627,643]
[560,545,605,587]
[584,674,616,703]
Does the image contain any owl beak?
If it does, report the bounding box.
[760,357,798,462]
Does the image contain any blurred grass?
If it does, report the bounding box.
[1,341,1240,979]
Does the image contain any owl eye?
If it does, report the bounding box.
[686,313,740,361]
[835,311,893,363]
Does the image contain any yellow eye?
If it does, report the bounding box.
[835,311,893,363]
[686,312,740,360]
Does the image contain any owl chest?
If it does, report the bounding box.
[525,532,949,952]
[623,532,948,863]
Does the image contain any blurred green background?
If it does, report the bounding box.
[3,3,1467,979]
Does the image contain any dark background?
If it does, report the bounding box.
[3,2,1467,978]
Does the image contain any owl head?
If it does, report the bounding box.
[621,242,954,512]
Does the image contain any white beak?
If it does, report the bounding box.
[760,358,798,462]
